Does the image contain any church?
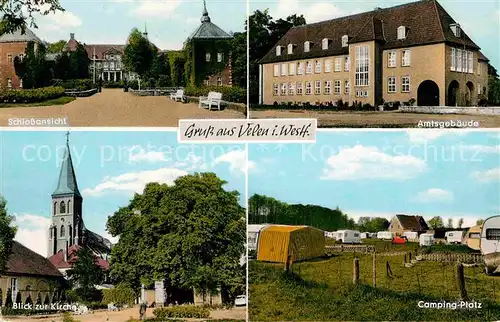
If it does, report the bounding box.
[47,135,111,275]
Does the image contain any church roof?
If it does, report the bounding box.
[5,241,62,277]
[188,2,232,40]
[48,244,110,270]
[52,141,81,197]
[0,27,43,43]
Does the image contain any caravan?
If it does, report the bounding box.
[402,231,418,241]
[377,231,393,240]
[336,230,361,244]
[481,216,500,275]
[445,231,464,244]
[419,233,435,246]
[248,224,268,251]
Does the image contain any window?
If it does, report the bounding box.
[288,82,295,95]
[281,63,287,76]
[280,83,287,95]
[402,50,411,66]
[273,64,279,77]
[314,80,321,95]
[469,232,480,239]
[344,57,350,71]
[468,51,473,73]
[345,79,350,94]
[217,77,222,86]
[397,26,406,40]
[335,58,341,72]
[19,79,23,88]
[388,76,396,93]
[342,35,348,47]
[334,80,341,94]
[324,81,332,94]
[217,53,223,62]
[273,83,279,95]
[325,59,332,73]
[451,48,456,71]
[7,78,12,88]
[322,38,329,50]
[297,82,303,95]
[478,83,481,95]
[297,62,304,75]
[355,45,369,86]
[204,79,210,86]
[401,76,410,93]
[276,46,282,56]
[10,278,18,301]
[462,50,467,73]
[486,229,500,240]
[7,54,12,63]
[110,62,115,69]
[306,61,312,74]
[457,49,462,72]
[388,51,396,67]
[450,23,461,37]
[305,81,312,95]
[315,60,322,73]
[19,53,24,60]
[60,225,65,237]
[287,44,294,54]
[304,41,310,52]
[205,53,211,62]
[289,63,296,75]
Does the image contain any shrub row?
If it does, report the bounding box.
[185,85,246,103]
[254,99,407,111]
[0,307,58,316]
[153,305,210,319]
[102,285,136,306]
[0,86,65,103]
[51,79,94,91]
[103,81,124,88]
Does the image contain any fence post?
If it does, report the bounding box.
[373,253,377,287]
[353,258,360,285]
[456,262,468,300]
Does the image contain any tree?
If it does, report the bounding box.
[14,41,52,88]
[107,173,245,302]
[476,219,484,226]
[458,218,464,228]
[54,53,71,79]
[47,40,67,53]
[168,51,186,87]
[0,0,63,36]
[447,218,453,228]
[428,216,444,229]
[123,28,155,78]
[69,43,89,79]
[0,196,16,273]
[151,52,171,86]
[66,247,105,302]
[230,31,246,88]
[488,75,500,106]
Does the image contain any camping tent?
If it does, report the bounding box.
[257,225,325,263]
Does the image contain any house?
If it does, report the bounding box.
[389,214,429,236]
[258,0,490,107]
[0,241,63,307]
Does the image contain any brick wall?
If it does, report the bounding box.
[0,42,27,89]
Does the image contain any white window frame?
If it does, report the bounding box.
[217,77,222,86]
[457,49,462,72]
[19,79,23,88]
[305,81,312,95]
[355,45,369,87]
[451,24,461,38]
[7,54,12,63]
[345,79,350,94]
[297,82,303,95]
[217,53,223,62]
[335,58,341,72]
[306,61,312,74]
[281,63,287,76]
[334,80,341,94]
[287,44,294,55]
[344,56,350,71]
[324,81,332,94]
[402,50,411,66]
[288,82,295,95]
[468,51,473,73]
[304,41,310,52]
[276,46,282,56]
[273,83,279,96]
[478,83,481,95]
[7,78,12,88]
[342,35,348,47]
[297,62,304,75]
[280,83,287,96]
[273,64,280,77]
[289,63,296,75]
[205,53,211,62]
[315,60,322,73]
[401,76,410,93]
[388,76,396,93]
[325,59,332,73]
[322,38,329,50]
[10,278,18,302]
[462,50,467,73]
[314,80,321,95]
[388,51,396,68]
[451,48,456,71]
[397,26,406,40]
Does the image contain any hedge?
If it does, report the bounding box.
[51,79,94,91]
[0,86,65,103]
[0,307,58,316]
[102,285,136,306]
[185,85,246,103]
[103,81,124,88]
[153,305,210,319]
[251,99,403,112]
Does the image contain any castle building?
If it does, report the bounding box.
[258,0,490,107]
[185,1,233,86]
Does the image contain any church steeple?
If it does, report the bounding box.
[201,0,211,23]
[52,132,81,198]
[143,22,148,39]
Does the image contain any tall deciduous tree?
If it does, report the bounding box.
[0,196,16,273]
[230,31,247,88]
[168,51,186,87]
[124,28,155,78]
[14,41,52,88]
[447,218,454,228]
[476,219,484,226]
[107,174,245,301]
[458,218,464,228]
[47,40,67,53]
[428,216,444,229]
[66,248,105,301]
[0,0,63,36]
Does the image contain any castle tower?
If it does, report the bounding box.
[48,133,84,257]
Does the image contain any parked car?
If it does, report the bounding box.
[235,295,247,306]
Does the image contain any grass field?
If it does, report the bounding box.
[249,252,500,321]
[0,96,75,108]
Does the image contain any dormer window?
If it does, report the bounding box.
[304,41,311,52]
[342,35,348,47]
[287,44,295,55]
[397,26,406,40]
[276,46,282,56]
[450,23,461,37]
[322,38,330,50]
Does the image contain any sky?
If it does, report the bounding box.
[248,130,500,229]
[0,130,247,257]
[250,0,500,70]
[29,0,246,50]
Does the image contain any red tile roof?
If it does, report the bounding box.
[5,241,62,277]
[84,44,126,60]
[48,244,110,271]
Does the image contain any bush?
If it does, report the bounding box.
[103,81,124,88]
[0,86,65,103]
[153,305,210,319]
[102,284,136,306]
[128,80,139,90]
[184,85,246,103]
[0,307,58,316]
[156,75,169,88]
[51,79,93,91]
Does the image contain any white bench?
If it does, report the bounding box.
[199,91,223,110]
[170,89,186,102]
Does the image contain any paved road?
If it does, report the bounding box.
[0,89,244,127]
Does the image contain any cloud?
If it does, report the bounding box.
[414,188,454,203]
[213,150,250,175]
[12,213,51,257]
[406,130,465,144]
[321,145,427,181]
[129,146,167,163]
[272,0,349,23]
[82,167,188,196]
[471,167,500,183]
[461,145,500,154]
[133,0,181,18]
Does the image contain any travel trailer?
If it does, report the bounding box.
[402,231,418,241]
[419,233,435,246]
[325,231,337,239]
[248,224,268,251]
[360,232,368,239]
[336,230,361,244]
[377,231,393,240]
[464,225,482,250]
[481,216,500,275]
[445,230,464,244]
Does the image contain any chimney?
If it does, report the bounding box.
[70,33,75,40]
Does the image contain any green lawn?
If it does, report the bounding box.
[0,96,75,108]
[249,254,500,321]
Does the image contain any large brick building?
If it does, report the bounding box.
[258,0,490,107]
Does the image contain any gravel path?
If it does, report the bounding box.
[0,89,244,127]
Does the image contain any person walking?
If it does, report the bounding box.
[139,300,147,321]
